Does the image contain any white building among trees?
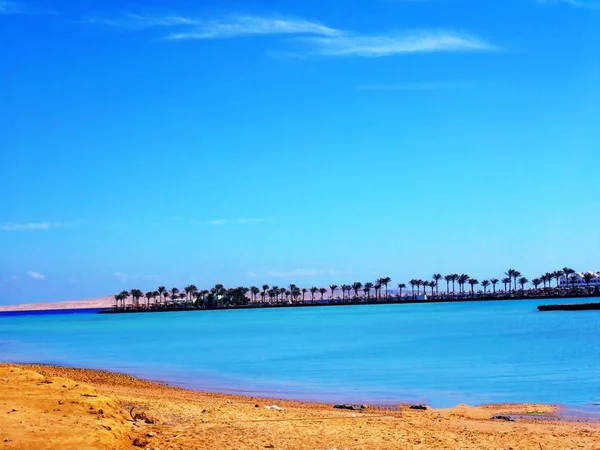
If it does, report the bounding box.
[558,271,600,287]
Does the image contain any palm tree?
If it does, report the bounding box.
[278,287,286,303]
[163,292,171,305]
[329,284,338,300]
[553,270,564,289]
[563,267,575,289]
[518,277,528,292]
[417,280,424,296]
[113,293,122,309]
[481,280,490,295]
[397,283,406,299]
[569,273,578,292]
[433,274,441,297]
[319,287,327,301]
[490,278,499,295]
[505,269,516,293]
[380,277,391,300]
[261,284,269,303]
[130,289,143,309]
[532,278,541,292]
[428,281,436,297]
[301,288,307,303]
[288,284,297,303]
[374,282,382,300]
[250,286,260,303]
[145,291,153,308]
[502,277,511,293]
[468,278,479,295]
[157,286,166,305]
[363,282,374,301]
[451,274,459,295]
[310,286,318,304]
[444,275,452,295]
[512,271,521,293]
[583,272,594,293]
[185,284,198,306]
[117,290,128,307]
[409,279,417,298]
[170,287,180,305]
[352,282,363,301]
[457,274,470,296]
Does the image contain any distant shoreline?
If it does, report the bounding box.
[100,292,600,314]
[2,292,599,315]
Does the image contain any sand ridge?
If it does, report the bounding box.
[0,366,132,449]
[1,364,599,449]
[0,296,114,312]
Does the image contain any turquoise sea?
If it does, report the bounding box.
[0,298,598,408]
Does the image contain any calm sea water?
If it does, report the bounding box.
[0,299,598,408]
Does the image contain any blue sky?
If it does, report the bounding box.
[1,0,598,304]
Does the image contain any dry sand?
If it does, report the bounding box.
[1,364,598,449]
[0,296,114,312]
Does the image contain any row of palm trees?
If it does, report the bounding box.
[408,268,588,297]
[113,267,597,310]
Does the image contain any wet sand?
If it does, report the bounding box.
[1,364,599,449]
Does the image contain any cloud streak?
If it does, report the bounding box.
[89,12,500,57]
[1,222,62,231]
[89,13,340,39]
[167,16,341,40]
[302,31,498,57]
[86,13,198,29]
[0,221,81,231]
[27,271,45,280]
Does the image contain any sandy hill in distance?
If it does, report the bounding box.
[0,296,114,312]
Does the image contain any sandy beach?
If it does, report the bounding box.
[1,364,598,450]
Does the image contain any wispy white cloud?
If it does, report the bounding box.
[301,30,499,58]
[0,220,81,231]
[88,13,340,40]
[86,13,198,29]
[27,271,45,280]
[90,12,499,58]
[248,272,258,277]
[1,222,61,231]
[113,272,160,283]
[166,16,341,40]
[268,268,338,277]
[357,81,469,91]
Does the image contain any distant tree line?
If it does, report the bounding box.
[112,266,600,310]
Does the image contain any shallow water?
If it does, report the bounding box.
[0,299,598,408]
